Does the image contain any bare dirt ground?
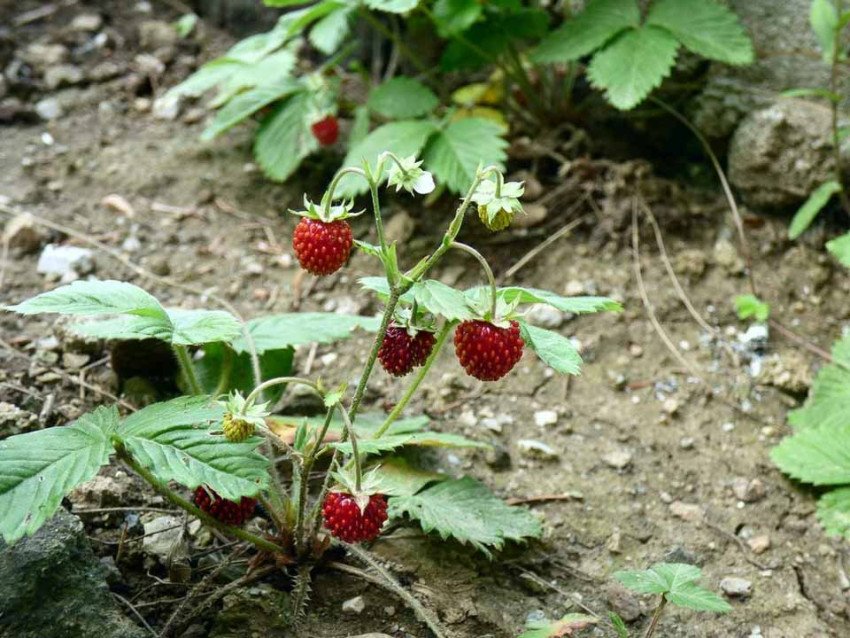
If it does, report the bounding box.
[2,2,850,637]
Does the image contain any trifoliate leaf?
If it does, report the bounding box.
[817,488,850,539]
[666,582,732,613]
[337,120,438,196]
[646,0,753,65]
[788,180,842,239]
[166,58,246,100]
[518,321,583,376]
[788,335,850,430]
[0,406,118,543]
[254,92,318,182]
[827,232,850,267]
[201,78,302,140]
[331,431,489,456]
[432,0,482,36]
[587,25,679,110]
[368,77,439,119]
[410,279,476,321]
[423,118,507,193]
[118,396,269,500]
[208,48,298,108]
[771,423,850,485]
[615,563,701,595]
[733,294,770,322]
[168,309,243,346]
[370,457,446,497]
[533,0,639,63]
[232,312,380,354]
[473,286,622,314]
[389,476,541,555]
[309,4,353,54]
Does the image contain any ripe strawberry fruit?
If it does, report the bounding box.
[454,319,524,381]
[193,486,257,526]
[292,217,352,275]
[378,325,436,376]
[311,115,339,146]
[322,491,388,543]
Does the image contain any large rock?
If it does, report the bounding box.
[728,99,846,209]
[0,509,147,638]
[691,0,850,140]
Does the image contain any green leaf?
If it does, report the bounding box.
[733,294,770,322]
[587,25,679,110]
[232,312,380,354]
[493,287,622,314]
[0,406,118,543]
[337,120,438,196]
[367,77,439,119]
[279,412,428,440]
[811,0,839,61]
[782,87,843,103]
[349,105,371,147]
[168,309,243,346]
[518,321,583,376]
[332,431,489,455]
[165,58,245,100]
[609,613,629,638]
[646,0,753,65]
[389,476,542,556]
[410,279,476,321]
[827,232,850,267]
[193,343,294,402]
[432,0,482,36]
[615,562,701,595]
[363,0,419,13]
[788,180,842,239]
[667,582,732,612]
[310,5,353,54]
[370,457,446,497]
[772,423,850,485]
[423,118,507,193]
[175,13,198,38]
[789,335,850,430]
[817,488,850,539]
[441,9,549,70]
[118,396,269,500]
[254,92,318,182]
[533,0,639,63]
[71,316,173,342]
[201,78,302,140]
[518,614,598,638]
[6,279,168,321]
[208,48,299,108]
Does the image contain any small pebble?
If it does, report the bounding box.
[720,576,753,598]
[533,410,558,428]
[342,596,366,614]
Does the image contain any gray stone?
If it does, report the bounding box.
[3,212,45,254]
[70,13,104,32]
[605,583,642,622]
[342,595,366,614]
[34,97,63,120]
[517,439,559,460]
[88,61,125,82]
[0,508,147,638]
[720,576,753,597]
[758,352,812,395]
[138,20,179,50]
[44,64,84,89]
[603,448,633,470]
[142,515,186,561]
[21,43,68,69]
[525,303,567,329]
[210,585,289,637]
[732,477,767,503]
[533,410,558,428]
[728,99,846,209]
[37,244,95,277]
[384,210,415,244]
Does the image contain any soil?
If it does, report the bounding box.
[2,2,850,638]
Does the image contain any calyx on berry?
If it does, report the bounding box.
[219,391,269,442]
[383,153,435,195]
[288,196,361,223]
[472,178,525,231]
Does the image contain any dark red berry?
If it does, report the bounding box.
[311,115,339,146]
[193,486,256,526]
[292,217,352,275]
[378,325,436,377]
[410,330,436,366]
[453,320,524,381]
[322,492,388,543]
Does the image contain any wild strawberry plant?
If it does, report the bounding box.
[164,0,752,186]
[0,153,619,626]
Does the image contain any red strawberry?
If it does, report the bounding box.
[192,486,257,526]
[322,492,388,543]
[454,320,524,381]
[311,115,339,146]
[410,330,436,366]
[292,217,352,275]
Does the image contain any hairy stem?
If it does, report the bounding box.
[212,346,234,398]
[338,407,362,491]
[116,445,283,554]
[173,345,202,396]
[321,166,368,211]
[452,241,498,319]
[644,596,667,638]
[373,322,451,440]
[244,376,321,409]
[294,407,334,552]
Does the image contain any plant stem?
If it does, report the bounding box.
[212,346,234,397]
[452,241,498,320]
[644,596,667,638]
[829,0,850,215]
[173,345,202,396]
[373,322,451,439]
[244,376,321,409]
[116,445,284,554]
[294,407,334,552]
[368,176,390,279]
[338,406,362,491]
[322,166,368,211]
[359,8,430,75]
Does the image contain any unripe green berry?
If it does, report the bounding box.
[222,413,254,442]
[477,204,512,231]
